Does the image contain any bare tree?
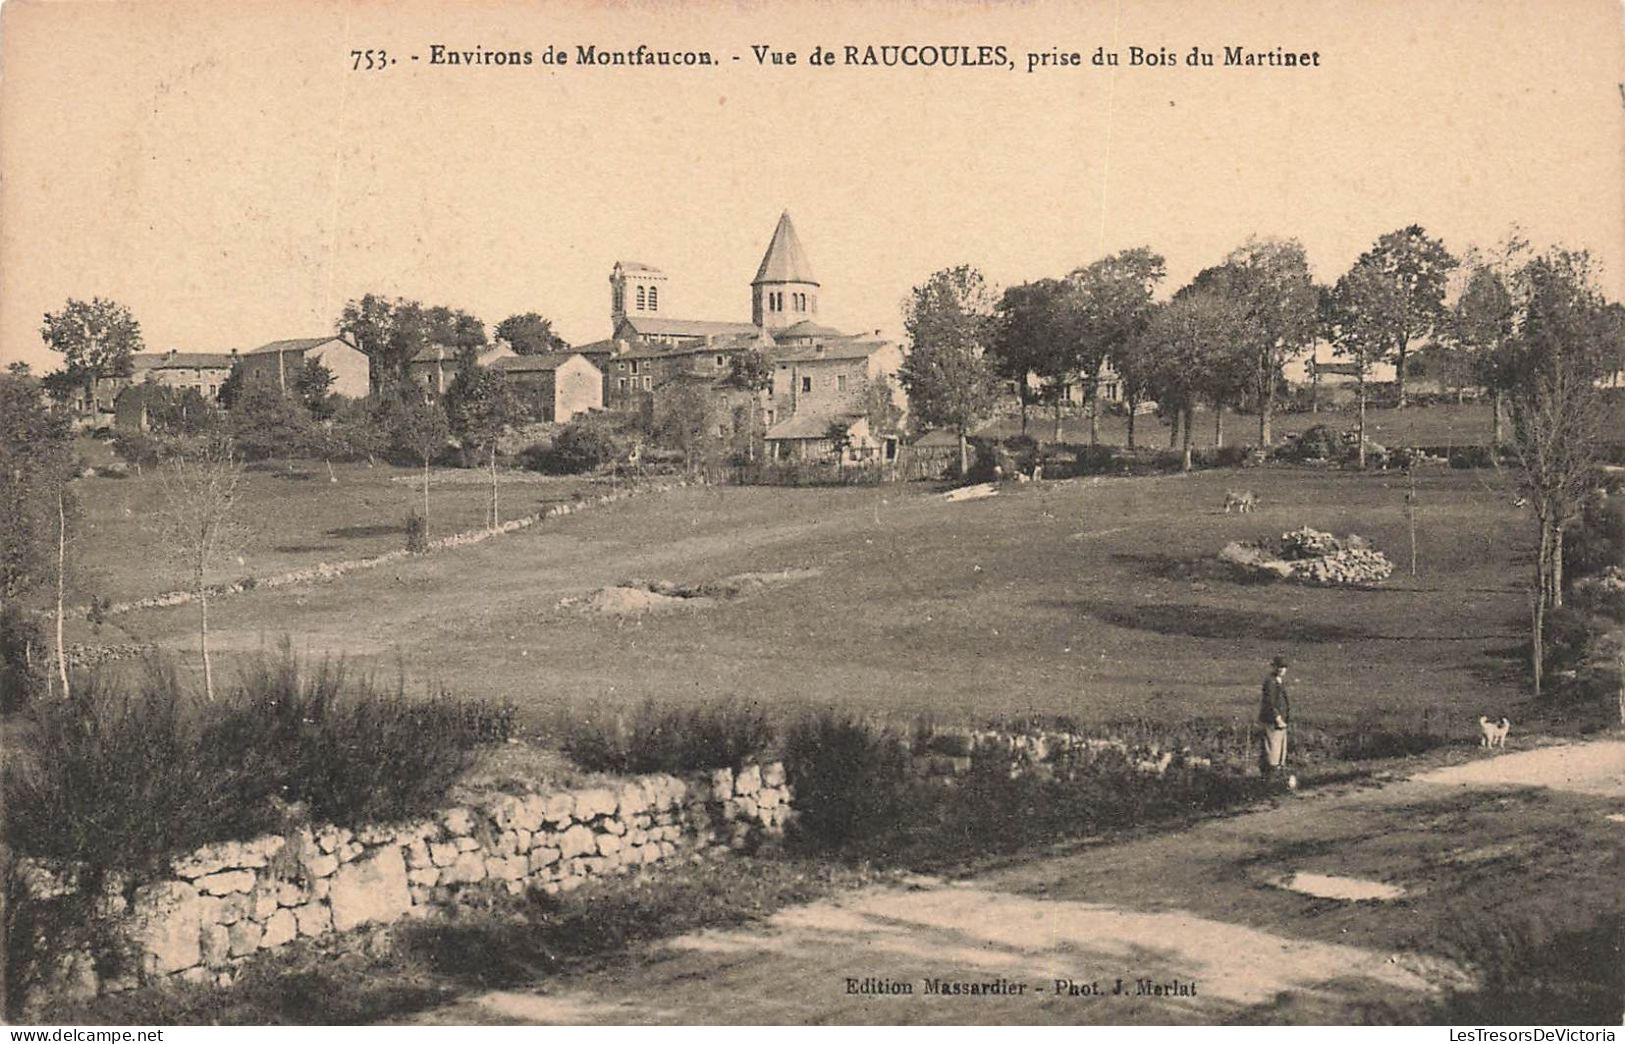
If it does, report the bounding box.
[152,441,248,700]
[1498,249,1614,697]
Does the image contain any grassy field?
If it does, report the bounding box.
[984,397,1625,450]
[68,454,605,603]
[92,462,1542,743]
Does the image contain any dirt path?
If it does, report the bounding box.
[409,740,1624,1025]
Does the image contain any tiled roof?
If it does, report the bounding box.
[245,336,348,356]
[132,351,235,370]
[772,340,885,363]
[752,211,818,286]
[489,352,594,374]
[773,320,848,341]
[616,261,663,273]
[619,317,763,339]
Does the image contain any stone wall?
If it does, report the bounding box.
[92,477,704,619]
[15,762,793,1011]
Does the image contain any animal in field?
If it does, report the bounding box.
[1478,715,1511,749]
[1224,490,1259,513]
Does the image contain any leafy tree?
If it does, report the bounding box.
[229,379,315,461]
[1067,248,1166,445]
[1323,267,1395,468]
[151,439,246,700]
[338,295,486,389]
[217,360,247,409]
[443,364,520,527]
[727,348,774,460]
[383,389,451,527]
[651,381,718,474]
[899,265,1001,477]
[40,297,143,410]
[1449,237,1530,445]
[1343,226,1458,408]
[0,371,78,694]
[1193,238,1318,445]
[992,278,1073,435]
[1140,289,1248,472]
[495,313,568,355]
[862,374,905,439]
[295,358,336,417]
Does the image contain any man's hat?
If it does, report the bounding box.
[1271,655,1290,669]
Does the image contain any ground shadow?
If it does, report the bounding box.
[1048,600,1370,643]
[325,524,403,539]
[273,544,338,554]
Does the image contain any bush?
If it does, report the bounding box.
[558,697,775,775]
[1541,606,1604,675]
[1191,444,1252,469]
[542,419,624,474]
[1565,494,1624,584]
[782,711,910,853]
[404,511,428,554]
[1283,424,1343,462]
[1448,445,1495,469]
[2,647,511,876]
[1,604,46,713]
[1571,567,1625,623]
[4,661,286,877]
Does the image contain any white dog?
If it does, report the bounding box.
[1478,715,1511,749]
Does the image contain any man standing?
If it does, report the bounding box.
[1259,655,1291,779]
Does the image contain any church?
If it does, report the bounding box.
[587,212,904,460]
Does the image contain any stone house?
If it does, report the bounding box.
[488,352,604,422]
[597,212,904,454]
[237,336,371,399]
[129,351,237,400]
[407,342,517,397]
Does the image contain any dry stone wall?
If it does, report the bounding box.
[93,478,704,618]
[16,762,792,1011]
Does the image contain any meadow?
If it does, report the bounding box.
[89,461,1539,744]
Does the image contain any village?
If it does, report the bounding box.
[2,0,1622,1030]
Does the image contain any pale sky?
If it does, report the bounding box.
[2,0,1622,373]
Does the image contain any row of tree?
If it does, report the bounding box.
[33,295,572,409]
[898,227,1623,475]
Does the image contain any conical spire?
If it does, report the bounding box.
[751,211,819,286]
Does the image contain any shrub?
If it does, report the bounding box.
[1283,424,1342,462]
[559,697,775,775]
[782,711,910,853]
[1571,567,1625,623]
[0,604,45,713]
[1541,606,1604,675]
[4,661,286,877]
[1565,494,1624,584]
[1447,445,1495,469]
[541,417,627,474]
[2,647,510,876]
[404,511,428,554]
[1191,444,1252,469]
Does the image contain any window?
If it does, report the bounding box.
[617,361,627,371]
[636,286,646,310]
[800,376,812,393]
[715,354,725,367]
[648,286,658,311]
[642,376,652,390]
[618,378,628,390]
[613,284,624,314]
[836,374,847,391]
[630,360,640,375]
[765,410,775,425]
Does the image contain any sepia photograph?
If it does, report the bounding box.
[0,0,1622,1029]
